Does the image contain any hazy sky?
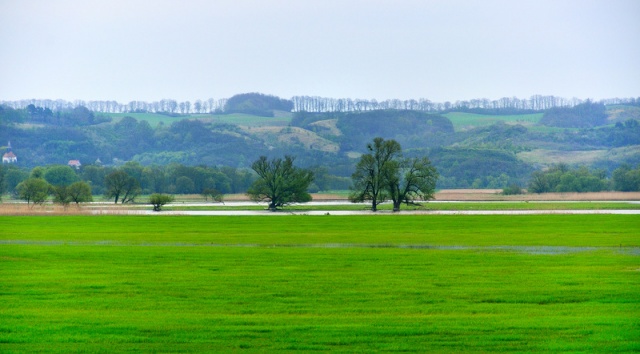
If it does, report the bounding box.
[1,0,639,103]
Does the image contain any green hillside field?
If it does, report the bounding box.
[108,112,187,127]
[108,111,546,132]
[443,112,543,131]
[108,111,292,128]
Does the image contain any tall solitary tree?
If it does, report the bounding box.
[247,155,314,211]
[350,137,438,211]
[349,137,402,211]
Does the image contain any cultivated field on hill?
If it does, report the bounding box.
[1,215,638,352]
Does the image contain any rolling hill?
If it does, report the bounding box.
[1,103,639,189]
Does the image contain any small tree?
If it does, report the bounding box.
[149,193,174,212]
[16,178,50,206]
[51,185,71,208]
[29,166,46,179]
[247,155,314,211]
[68,181,93,205]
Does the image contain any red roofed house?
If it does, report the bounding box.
[68,160,82,169]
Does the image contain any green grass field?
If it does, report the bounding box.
[1,215,639,352]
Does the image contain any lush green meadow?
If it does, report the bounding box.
[1,215,639,352]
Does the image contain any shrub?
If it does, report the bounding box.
[149,193,174,212]
[502,184,524,195]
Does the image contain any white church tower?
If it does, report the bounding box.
[2,141,17,163]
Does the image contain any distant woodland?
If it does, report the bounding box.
[1,93,640,194]
[3,93,638,114]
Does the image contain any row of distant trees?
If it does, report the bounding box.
[291,95,640,113]
[3,151,640,209]
[0,162,254,198]
[0,98,228,115]
[0,161,349,202]
[3,94,639,115]
[527,164,640,193]
[2,164,224,207]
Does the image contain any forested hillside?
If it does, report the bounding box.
[1,94,639,191]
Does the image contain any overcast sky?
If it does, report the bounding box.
[1,0,639,103]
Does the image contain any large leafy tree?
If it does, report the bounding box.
[349,137,402,211]
[247,155,314,211]
[51,181,92,207]
[51,185,71,207]
[386,157,438,211]
[350,137,437,212]
[16,178,50,206]
[105,170,141,204]
[44,165,79,186]
[67,181,93,205]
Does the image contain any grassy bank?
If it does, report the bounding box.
[2,215,639,246]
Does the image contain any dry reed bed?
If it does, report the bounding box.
[434,190,640,201]
[0,203,132,216]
